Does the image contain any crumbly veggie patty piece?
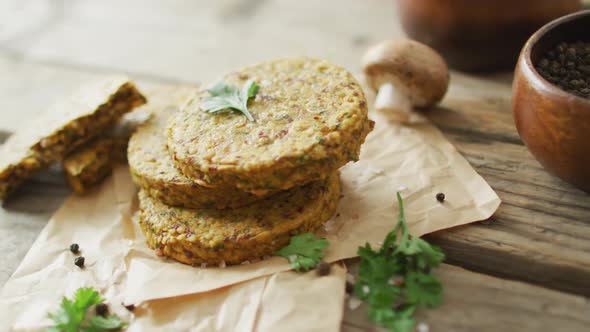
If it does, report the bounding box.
[129,87,273,209]
[64,137,116,194]
[63,100,155,194]
[138,172,341,265]
[167,58,373,193]
[0,76,146,199]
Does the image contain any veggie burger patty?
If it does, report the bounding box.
[138,172,341,266]
[128,86,274,209]
[167,58,373,193]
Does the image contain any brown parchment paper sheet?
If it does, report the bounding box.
[0,86,500,331]
[128,265,346,332]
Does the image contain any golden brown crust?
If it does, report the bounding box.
[128,88,274,208]
[167,58,373,193]
[138,172,341,265]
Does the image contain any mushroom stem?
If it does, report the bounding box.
[374,82,413,122]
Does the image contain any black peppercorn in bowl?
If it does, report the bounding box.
[513,10,590,193]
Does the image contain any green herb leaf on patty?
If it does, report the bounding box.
[201,80,259,121]
[275,233,329,272]
[48,287,127,332]
[354,193,445,332]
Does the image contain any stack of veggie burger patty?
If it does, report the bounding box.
[131,57,374,266]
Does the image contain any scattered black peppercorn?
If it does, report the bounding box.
[345,281,354,294]
[436,193,445,203]
[124,304,136,312]
[536,41,590,99]
[95,303,109,317]
[74,256,85,268]
[69,243,80,254]
[393,299,406,310]
[316,261,331,276]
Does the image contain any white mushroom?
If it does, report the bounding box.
[362,39,450,123]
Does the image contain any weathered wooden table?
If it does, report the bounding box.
[1,1,589,331]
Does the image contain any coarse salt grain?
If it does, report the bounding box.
[288,255,298,262]
[348,297,362,310]
[346,273,356,284]
[417,322,429,332]
[200,263,207,268]
[241,260,251,265]
[362,285,370,294]
[324,219,336,231]
[219,261,226,268]
[397,185,407,191]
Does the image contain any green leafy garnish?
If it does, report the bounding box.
[275,233,329,272]
[200,79,259,121]
[354,193,445,332]
[48,287,128,332]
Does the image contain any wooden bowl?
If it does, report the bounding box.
[398,0,581,72]
[513,10,590,193]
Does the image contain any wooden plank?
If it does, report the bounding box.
[343,264,590,332]
[0,166,70,284]
[0,55,103,132]
[423,72,590,296]
[0,0,589,323]
[0,54,169,132]
[1,0,400,83]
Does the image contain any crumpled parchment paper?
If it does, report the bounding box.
[0,86,500,331]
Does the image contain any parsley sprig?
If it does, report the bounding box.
[200,79,259,121]
[273,193,445,332]
[275,233,329,272]
[48,287,127,332]
[354,193,445,332]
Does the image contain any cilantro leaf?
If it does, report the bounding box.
[83,315,128,332]
[201,80,259,121]
[413,239,445,271]
[354,193,445,332]
[73,288,104,311]
[242,78,260,102]
[207,81,236,96]
[275,233,329,271]
[48,297,84,332]
[48,287,127,332]
[405,271,443,306]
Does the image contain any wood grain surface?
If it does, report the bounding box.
[1,0,590,330]
[426,73,590,296]
[344,264,590,332]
